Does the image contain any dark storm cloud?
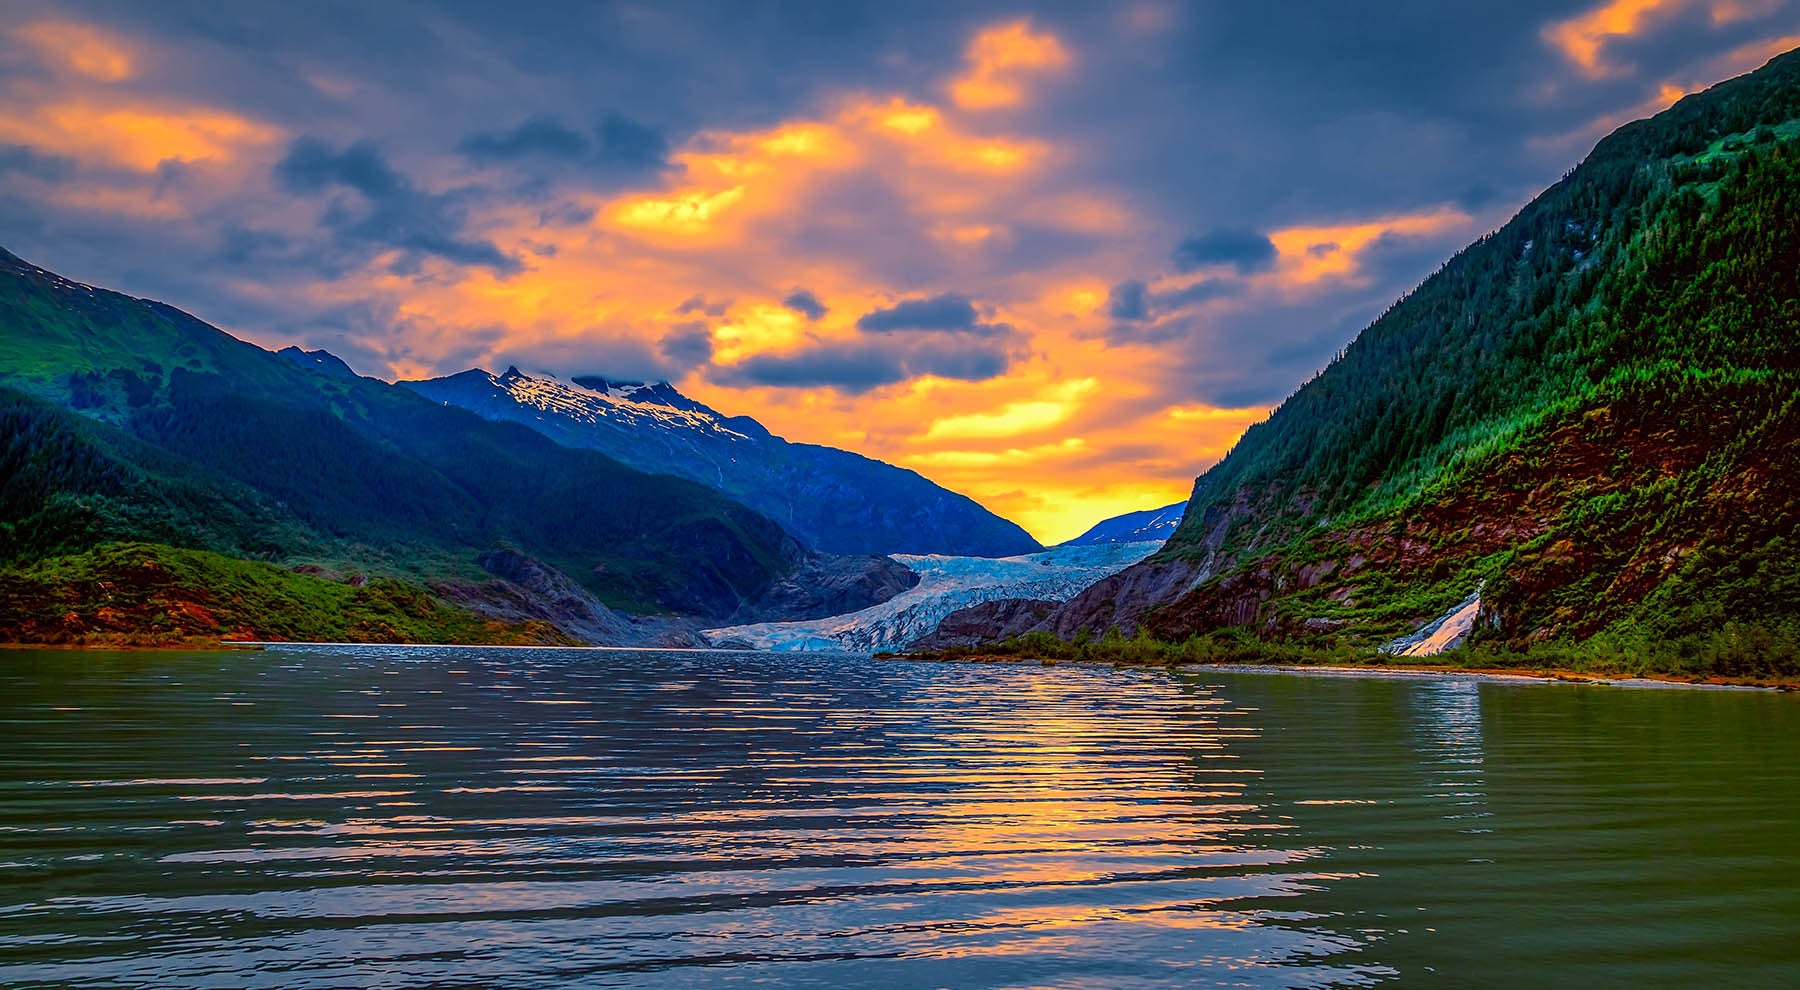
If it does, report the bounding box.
[856,293,979,332]
[719,343,906,392]
[714,332,1016,394]
[458,112,669,171]
[215,226,292,266]
[1104,278,1243,342]
[210,226,368,283]
[1164,283,1424,408]
[659,321,715,366]
[1106,280,1149,322]
[276,139,403,198]
[4,0,1797,411]
[596,113,670,169]
[275,137,519,273]
[1159,279,1246,309]
[675,295,731,316]
[1171,230,1277,274]
[782,289,828,321]
[914,344,1011,381]
[459,116,591,161]
[1105,318,1191,348]
[0,145,74,182]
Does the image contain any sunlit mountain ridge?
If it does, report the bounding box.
[401,365,1041,558]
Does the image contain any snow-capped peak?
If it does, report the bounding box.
[475,367,759,441]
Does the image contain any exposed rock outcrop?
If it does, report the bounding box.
[1030,558,1208,640]
[736,554,920,625]
[908,598,1060,650]
[431,549,710,646]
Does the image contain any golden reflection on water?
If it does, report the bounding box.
[1,647,1379,988]
[7,647,1794,987]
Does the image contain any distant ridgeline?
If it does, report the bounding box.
[977,48,1800,672]
[1058,502,1185,547]
[400,367,1039,559]
[0,251,935,646]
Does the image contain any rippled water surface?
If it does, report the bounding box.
[2,647,1797,988]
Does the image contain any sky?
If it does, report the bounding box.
[3,1,1798,543]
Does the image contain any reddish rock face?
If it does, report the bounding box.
[909,598,1061,651]
[1019,381,1799,650]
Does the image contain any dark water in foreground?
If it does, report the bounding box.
[1,648,1796,988]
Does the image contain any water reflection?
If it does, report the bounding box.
[1409,681,1490,837]
[0,647,1391,988]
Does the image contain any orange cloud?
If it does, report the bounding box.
[591,80,1089,277]
[602,115,874,245]
[950,20,1072,110]
[894,390,1269,542]
[284,92,1254,544]
[907,437,1090,470]
[610,185,747,236]
[13,20,135,81]
[0,14,1237,545]
[852,100,1051,174]
[0,16,1293,546]
[711,305,810,364]
[351,193,1247,541]
[29,185,186,220]
[1267,208,1474,285]
[1532,31,1800,155]
[1544,0,1785,76]
[923,379,1098,441]
[210,54,1466,547]
[0,101,281,171]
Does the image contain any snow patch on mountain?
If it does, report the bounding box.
[488,367,758,441]
[402,366,1043,558]
[706,542,1161,652]
[1060,501,1186,546]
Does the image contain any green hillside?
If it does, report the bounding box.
[0,542,571,646]
[0,248,904,641]
[1037,49,1800,673]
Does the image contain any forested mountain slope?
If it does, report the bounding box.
[401,367,1040,558]
[0,250,913,643]
[1027,49,1800,669]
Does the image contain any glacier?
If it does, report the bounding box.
[705,542,1161,652]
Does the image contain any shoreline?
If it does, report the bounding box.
[1186,661,1784,691]
[0,640,729,654]
[5,640,1793,692]
[0,640,261,652]
[889,651,1800,692]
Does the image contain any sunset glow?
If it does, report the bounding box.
[5,2,1797,543]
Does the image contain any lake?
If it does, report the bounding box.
[1,646,1796,987]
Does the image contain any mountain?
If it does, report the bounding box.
[277,346,360,381]
[0,248,913,644]
[985,49,1800,672]
[400,366,1041,558]
[706,542,1159,653]
[1060,502,1185,546]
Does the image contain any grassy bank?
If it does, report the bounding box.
[0,541,571,648]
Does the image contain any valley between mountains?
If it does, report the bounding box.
[6,50,1800,682]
